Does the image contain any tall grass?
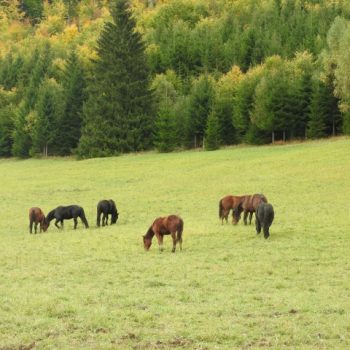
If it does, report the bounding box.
[0,137,350,349]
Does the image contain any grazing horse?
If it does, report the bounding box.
[143,215,183,253]
[219,195,246,224]
[97,199,119,227]
[237,193,268,225]
[29,207,48,234]
[256,202,274,239]
[46,205,89,230]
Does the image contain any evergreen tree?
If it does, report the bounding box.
[205,112,221,150]
[185,75,214,148]
[57,52,86,155]
[77,0,154,158]
[12,45,51,157]
[0,89,15,157]
[154,105,176,152]
[31,79,62,157]
[307,80,327,139]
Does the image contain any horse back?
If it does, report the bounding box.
[220,195,234,210]
[29,207,44,223]
[251,194,268,210]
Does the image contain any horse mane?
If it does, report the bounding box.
[144,226,154,239]
[46,209,55,222]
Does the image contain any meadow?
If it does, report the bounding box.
[0,137,350,350]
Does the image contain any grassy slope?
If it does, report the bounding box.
[0,137,349,349]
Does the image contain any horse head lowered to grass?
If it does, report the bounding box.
[97,199,119,227]
[143,215,183,253]
[46,205,89,230]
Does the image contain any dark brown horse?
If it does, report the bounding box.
[143,215,183,252]
[256,202,274,239]
[238,194,268,225]
[219,195,247,224]
[29,207,48,234]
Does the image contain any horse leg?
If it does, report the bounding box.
[102,213,107,226]
[34,222,38,234]
[156,233,164,252]
[73,217,78,229]
[256,217,261,234]
[29,221,33,234]
[97,212,101,227]
[263,225,270,239]
[171,232,177,253]
[249,212,253,225]
[243,211,248,225]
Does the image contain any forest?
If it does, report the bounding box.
[1,0,350,158]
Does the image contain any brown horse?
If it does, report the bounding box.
[219,195,247,224]
[143,215,183,252]
[29,207,49,234]
[238,194,268,225]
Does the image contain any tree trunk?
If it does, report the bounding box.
[272,131,275,144]
[283,130,286,142]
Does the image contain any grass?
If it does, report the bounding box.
[0,137,350,349]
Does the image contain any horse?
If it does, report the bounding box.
[46,205,89,230]
[97,199,119,227]
[256,202,274,239]
[143,215,183,253]
[236,193,268,225]
[29,207,48,234]
[219,195,247,224]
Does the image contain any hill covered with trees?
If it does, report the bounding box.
[1,0,350,158]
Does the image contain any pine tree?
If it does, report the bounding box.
[57,52,86,155]
[154,105,176,152]
[205,112,221,150]
[307,80,327,139]
[186,75,214,148]
[31,80,62,157]
[77,0,154,158]
[12,45,51,157]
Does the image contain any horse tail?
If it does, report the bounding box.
[96,205,101,227]
[80,208,89,228]
[177,218,184,243]
[219,199,224,219]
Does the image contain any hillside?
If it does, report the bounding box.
[0,137,349,349]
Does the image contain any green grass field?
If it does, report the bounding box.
[1,137,350,349]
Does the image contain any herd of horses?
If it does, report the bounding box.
[219,193,274,239]
[28,193,274,252]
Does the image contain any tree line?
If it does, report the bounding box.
[0,0,350,158]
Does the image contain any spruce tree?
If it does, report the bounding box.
[205,112,221,150]
[12,45,51,157]
[31,80,62,157]
[307,80,327,139]
[57,52,85,155]
[154,105,176,152]
[77,0,153,158]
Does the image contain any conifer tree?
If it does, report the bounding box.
[12,45,51,157]
[77,0,153,158]
[185,75,214,148]
[57,52,86,155]
[154,105,176,152]
[205,112,221,150]
[307,80,327,139]
[31,79,63,157]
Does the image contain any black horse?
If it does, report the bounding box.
[97,199,119,227]
[46,205,89,230]
[255,203,274,239]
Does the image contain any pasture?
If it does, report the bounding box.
[0,137,350,349]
